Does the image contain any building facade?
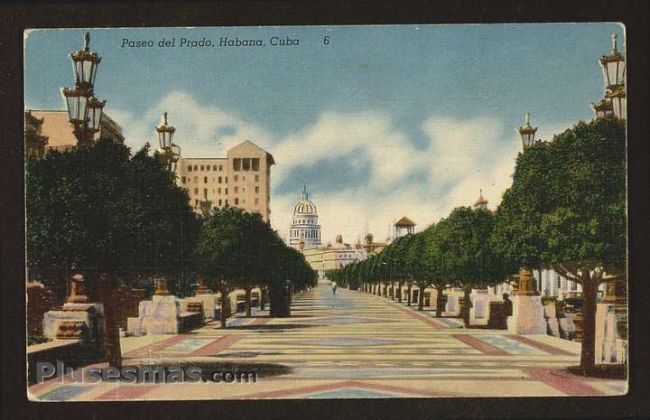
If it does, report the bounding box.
[27,110,124,152]
[175,140,274,222]
[302,235,365,276]
[289,185,321,248]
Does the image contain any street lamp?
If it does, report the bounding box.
[156,112,181,172]
[518,112,538,150]
[592,98,614,119]
[596,33,626,120]
[61,32,106,147]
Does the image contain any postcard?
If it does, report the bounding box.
[24,24,627,401]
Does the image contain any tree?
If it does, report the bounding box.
[194,206,277,324]
[492,117,626,372]
[26,139,200,295]
[434,206,509,326]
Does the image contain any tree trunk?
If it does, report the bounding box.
[418,286,425,311]
[260,287,267,311]
[220,287,229,328]
[462,287,472,327]
[397,282,403,303]
[98,273,122,368]
[580,274,598,373]
[245,286,252,318]
[435,284,445,317]
[407,284,412,306]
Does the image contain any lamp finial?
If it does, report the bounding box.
[84,32,90,51]
[164,112,168,125]
[525,112,530,125]
[611,33,617,52]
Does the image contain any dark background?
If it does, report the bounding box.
[1,1,648,419]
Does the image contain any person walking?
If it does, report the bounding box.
[331,281,337,295]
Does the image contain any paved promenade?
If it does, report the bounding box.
[29,280,626,400]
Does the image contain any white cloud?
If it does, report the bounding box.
[117,91,274,158]
[112,91,554,246]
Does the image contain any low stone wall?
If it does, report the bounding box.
[27,282,57,336]
[27,339,99,385]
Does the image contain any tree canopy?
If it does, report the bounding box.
[26,139,200,287]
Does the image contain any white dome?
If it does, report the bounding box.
[293,186,317,215]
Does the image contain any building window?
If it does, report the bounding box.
[199,165,204,171]
[225,199,228,205]
[234,175,238,182]
[206,165,210,172]
[181,176,186,183]
[204,176,208,183]
[255,174,260,182]
[213,165,218,171]
[218,188,222,194]
[252,158,260,171]
[225,188,228,194]
[195,199,199,207]
[234,198,239,205]
[193,165,198,171]
[225,176,228,183]
[242,158,251,171]
[255,186,259,193]
[233,158,241,171]
[218,176,222,184]
[234,187,239,193]
[219,164,223,171]
[218,199,222,206]
[255,198,259,205]
[194,188,198,195]
[194,176,198,183]
[242,187,246,193]
[188,165,193,172]
[204,189,208,198]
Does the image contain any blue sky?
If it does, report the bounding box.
[25,24,625,243]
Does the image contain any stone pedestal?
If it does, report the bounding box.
[469,289,490,326]
[541,296,560,337]
[507,295,547,334]
[507,269,546,335]
[43,302,104,344]
[192,293,218,319]
[132,295,181,336]
[444,289,464,316]
[595,303,627,364]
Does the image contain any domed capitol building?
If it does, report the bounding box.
[289,185,321,248]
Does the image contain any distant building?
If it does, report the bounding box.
[24,111,49,160]
[393,216,416,239]
[289,185,321,248]
[302,234,364,276]
[26,110,124,153]
[363,233,388,257]
[474,189,488,210]
[175,140,274,222]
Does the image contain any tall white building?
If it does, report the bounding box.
[289,185,321,248]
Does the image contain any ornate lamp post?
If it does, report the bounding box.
[156,112,181,172]
[515,112,540,296]
[518,112,538,149]
[594,33,626,120]
[61,32,106,147]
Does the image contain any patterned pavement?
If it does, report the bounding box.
[28,280,627,400]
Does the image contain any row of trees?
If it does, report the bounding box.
[329,205,511,326]
[329,117,626,372]
[194,205,317,327]
[26,138,316,326]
